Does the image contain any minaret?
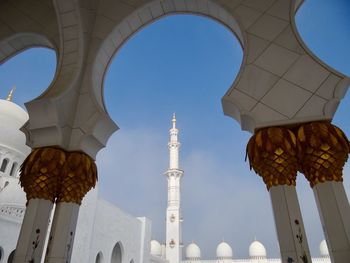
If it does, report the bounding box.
[165,113,183,263]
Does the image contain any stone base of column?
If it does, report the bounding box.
[313,181,350,262]
[13,199,53,263]
[270,185,311,263]
[44,202,80,263]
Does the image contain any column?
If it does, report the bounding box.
[13,147,62,263]
[13,199,53,263]
[297,122,350,263]
[247,127,311,263]
[13,147,97,263]
[44,203,80,263]
[45,151,97,263]
[270,186,311,262]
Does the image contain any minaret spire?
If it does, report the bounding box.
[169,113,180,170]
[165,113,183,263]
[172,113,176,129]
[6,86,16,101]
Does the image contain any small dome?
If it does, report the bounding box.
[150,240,162,257]
[320,240,329,257]
[186,243,201,260]
[249,240,267,259]
[0,99,30,155]
[216,242,233,259]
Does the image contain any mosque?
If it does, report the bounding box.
[0,0,350,262]
[0,94,330,263]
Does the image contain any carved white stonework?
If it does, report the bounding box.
[0,0,348,148]
[221,0,350,132]
[0,204,25,223]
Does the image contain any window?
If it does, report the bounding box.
[95,252,103,263]
[111,243,123,263]
[0,159,9,173]
[9,162,18,176]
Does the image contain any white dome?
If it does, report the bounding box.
[249,240,267,258]
[186,243,201,259]
[150,240,162,257]
[0,99,30,155]
[319,240,329,257]
[216,242,233,259]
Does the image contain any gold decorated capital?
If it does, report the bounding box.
[247,127,298,190]
[57,152,97,204]
[297,122,349,187]
[20,147,97,205]
[20,148,65,202]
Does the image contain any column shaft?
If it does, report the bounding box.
[313,181,350,262]
[45,203,80,263]
[270,185,311,263]
[13,199,53,263]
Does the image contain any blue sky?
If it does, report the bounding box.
[0,0,350,259]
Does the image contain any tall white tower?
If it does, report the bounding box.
[165,113,183,263]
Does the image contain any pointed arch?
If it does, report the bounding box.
[111,242,123,263]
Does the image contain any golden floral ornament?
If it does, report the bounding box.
[20,147,65,202]
[246,127,298,190]
[20,147,97,205]
[297,122,349,187]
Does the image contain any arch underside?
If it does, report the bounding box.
[0,0,348,155]
[82,0,350,133]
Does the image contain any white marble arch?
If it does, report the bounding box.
[220,0,350,132]
[91,0,349,134]
[0,33,56,65]
[0,0,348,157]
[91,0,245,115]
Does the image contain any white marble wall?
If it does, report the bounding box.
[0,185,151,263]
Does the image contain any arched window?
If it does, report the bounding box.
[7,250,15,263]
[9,162,18,176]
[0,159,9,173]
[111,242,123,263]
[96,252,104,263]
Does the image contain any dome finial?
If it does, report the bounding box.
[6,86,16,101]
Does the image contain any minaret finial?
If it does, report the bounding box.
[172,113,176,129]
[6,86,16,101]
